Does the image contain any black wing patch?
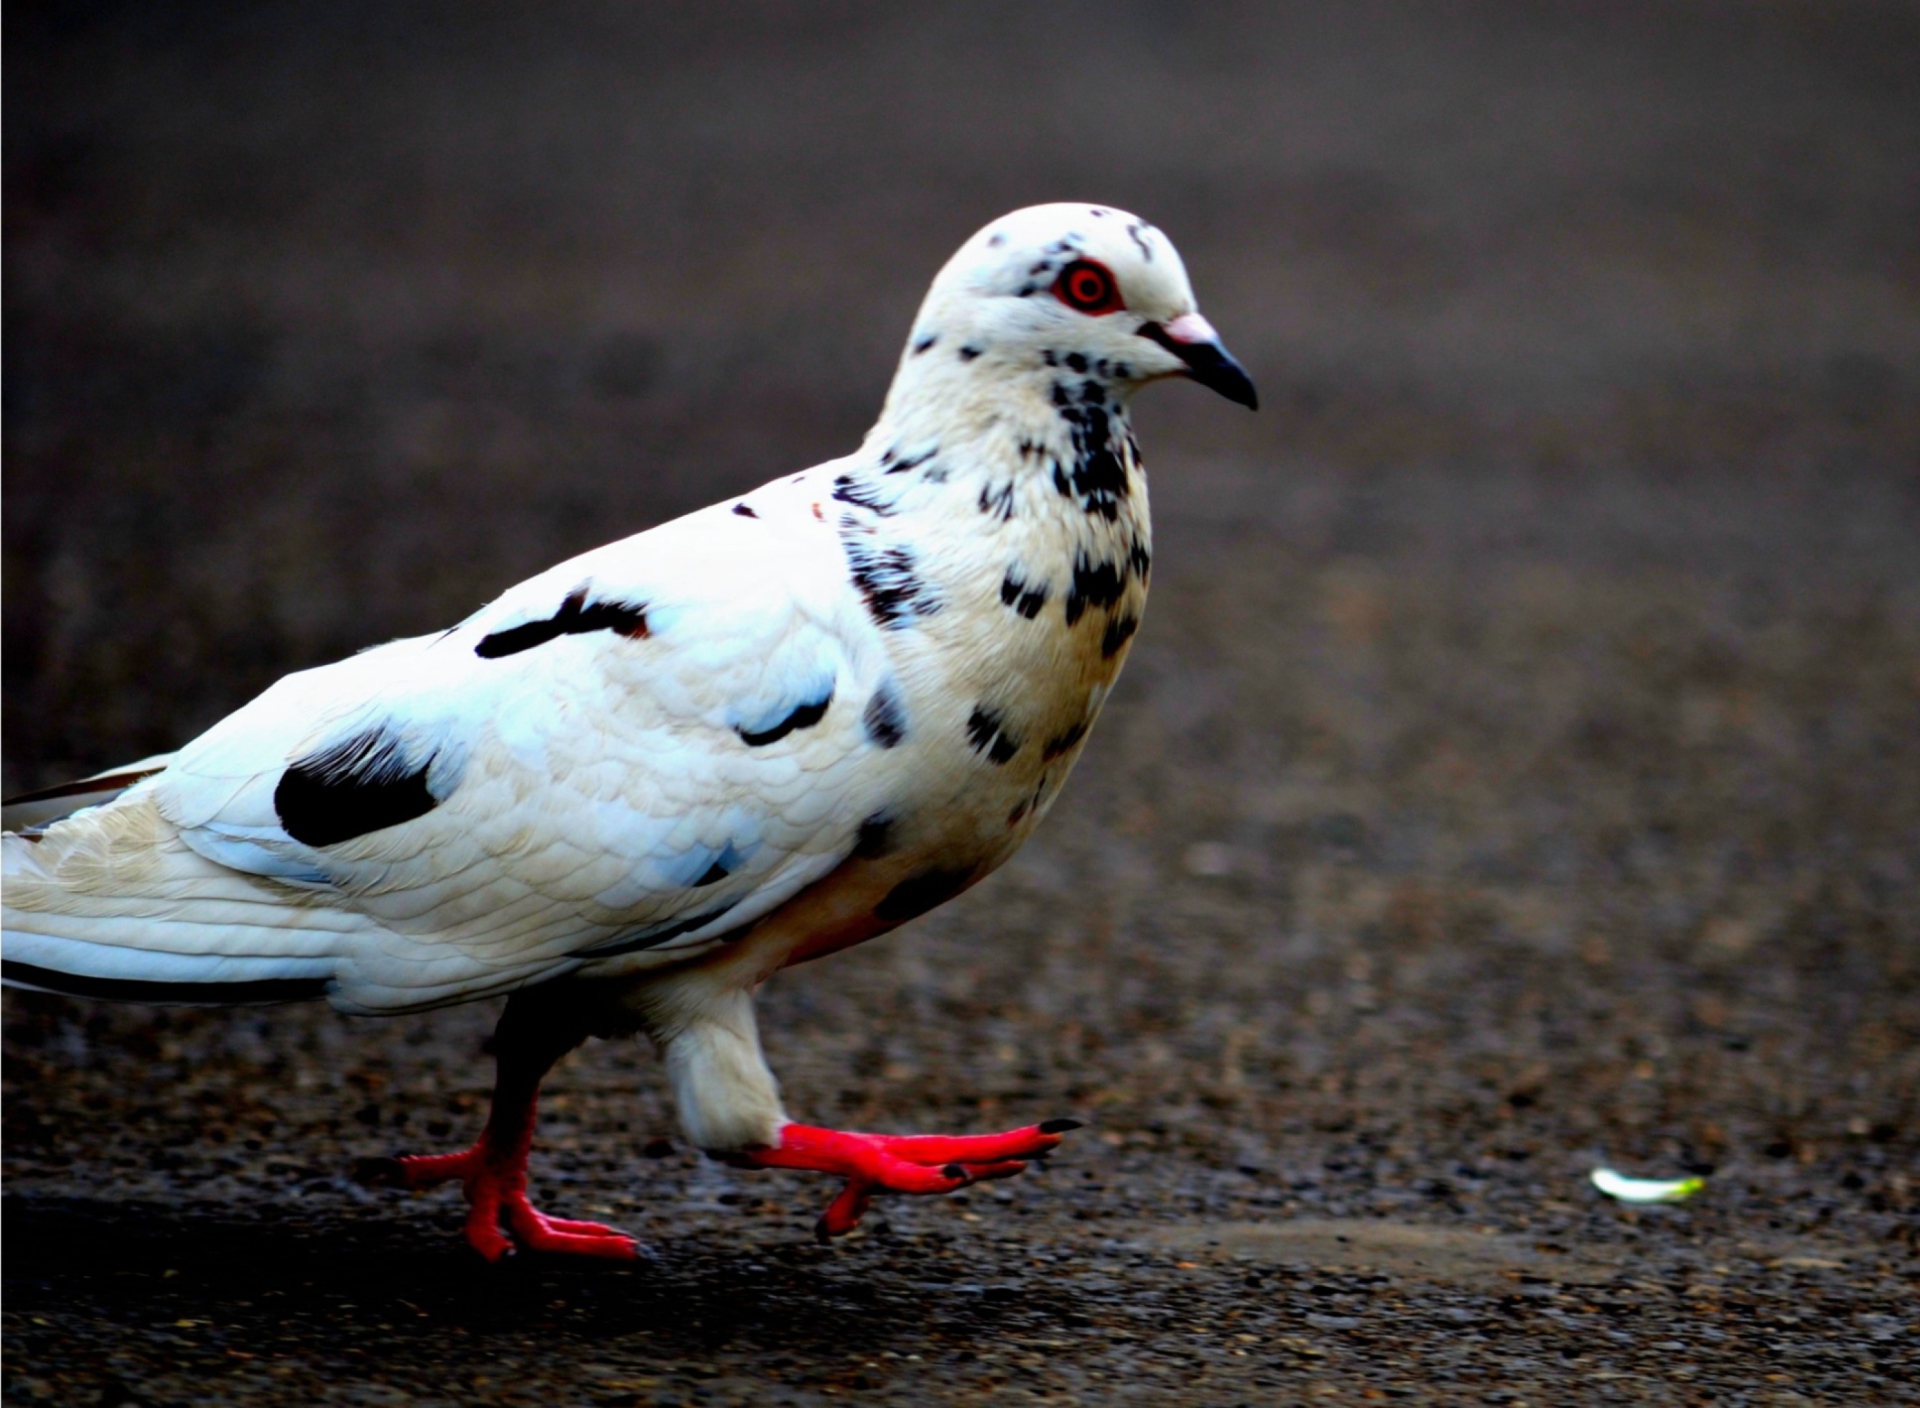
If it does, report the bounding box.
[274,729,441,848]
[475,588,649,659]
[737,689,834,747]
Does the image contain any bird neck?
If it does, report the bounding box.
[827,364,1152,641]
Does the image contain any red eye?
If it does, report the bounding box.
[1053,259,1123,315]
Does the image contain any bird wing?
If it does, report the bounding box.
[139,486,889,1010]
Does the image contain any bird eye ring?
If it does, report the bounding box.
[1053,259,1123,315]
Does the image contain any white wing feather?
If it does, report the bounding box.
[13,486,894,1012]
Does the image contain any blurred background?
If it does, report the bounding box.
[6,3,1918,1403]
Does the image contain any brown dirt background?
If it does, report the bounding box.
[5,2,1918,1404]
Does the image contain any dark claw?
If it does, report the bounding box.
[815,1218,834,1246]
[943,1163,968,1181]
[1039,1118,1083,1135]
[352,1156,407,1188]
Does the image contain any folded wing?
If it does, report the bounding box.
[5,498,886,1013]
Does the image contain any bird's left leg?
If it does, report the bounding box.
[660,987,1074,1240]
[358,984,639,1262]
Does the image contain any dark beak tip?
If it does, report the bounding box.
[1194,356,1259,411]
[1181,341,1259,410]
[1137,321,1258,410]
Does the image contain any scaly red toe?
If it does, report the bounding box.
[738,1119,1082,1239]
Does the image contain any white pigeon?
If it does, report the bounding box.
[2,203,1256,1260]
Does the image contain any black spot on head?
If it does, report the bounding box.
[912,334,938,355]
[958,345,982,362]
[1065,352,1089,373]
[476,588,650,659]
[832,473,897,517]
[853,813,897,859]
[1113,362,1131,380]
[1042,349,1058,367]
[874,867,973,923]
[863,681,906,748]
[1042,721,1090,761]
[1016,282,1037,298]
[988,232,1007,248]
[1065,554,1126,626]
[1101,613,1140,658]
[275,729,442,847]
[843,536,940,629]
[1029,260,1053,276]
[737,689,834,747]
[1127,221,1154,261]
[1089,207,1108,218]
[732,502,758,518]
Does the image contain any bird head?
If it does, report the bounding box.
[886,203,1257,418]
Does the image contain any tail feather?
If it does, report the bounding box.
[2,754,176,833]
[3,790,356,1007]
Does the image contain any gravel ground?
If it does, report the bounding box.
[6,4,1918,1405]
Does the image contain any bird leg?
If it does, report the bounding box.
[728,1118,1081,1240]
[356,987,640,1262]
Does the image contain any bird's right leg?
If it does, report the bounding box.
[660,987,1071,1239]
[357,984,639,1262]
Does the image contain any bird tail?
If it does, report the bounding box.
[3,768,349,1006]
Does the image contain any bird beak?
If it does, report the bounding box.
[1139,312,1259,410]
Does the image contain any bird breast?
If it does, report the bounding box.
[829,391,1152,875]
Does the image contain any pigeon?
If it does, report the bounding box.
[2,203,1256,1260]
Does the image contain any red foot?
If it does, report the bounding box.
[732,1119,1080,1240]
[358,1142,639,1263]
